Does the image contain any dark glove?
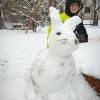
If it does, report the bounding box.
[74,22,88,43]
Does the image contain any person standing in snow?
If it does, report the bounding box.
[32,20,37,33]
[47,0,88,45]
[25,18,32,33]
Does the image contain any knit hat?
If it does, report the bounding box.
[65,0,83,17]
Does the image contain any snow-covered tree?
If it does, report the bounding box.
[8,0,65,25]
[0,0,3,29]
[92,0,99,26]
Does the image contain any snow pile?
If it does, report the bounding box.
[87,26,100,41]
[74,41,100,79]
[25,7,99,100]
[0,19,100,100]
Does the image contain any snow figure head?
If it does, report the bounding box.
[48,7,82,56]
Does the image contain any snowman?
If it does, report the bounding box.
[25,7,100,100]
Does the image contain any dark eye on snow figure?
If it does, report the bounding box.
[56,32,61,35]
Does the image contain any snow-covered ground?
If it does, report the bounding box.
[0,26,100,100]
[74,26,100,78]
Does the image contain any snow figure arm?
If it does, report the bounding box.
[25,56,43,100]
[25,65,37,100]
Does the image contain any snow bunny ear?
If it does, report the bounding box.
[49,7,62,30]
[64,16,82,31]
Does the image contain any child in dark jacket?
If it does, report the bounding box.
[47,0,88,46]
[65,0,88,43]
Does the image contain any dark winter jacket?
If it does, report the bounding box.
[74,22,88,43]
[65,0,88,42]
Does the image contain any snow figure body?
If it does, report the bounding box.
[26,7,100,100]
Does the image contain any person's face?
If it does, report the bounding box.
[70,3,79,14]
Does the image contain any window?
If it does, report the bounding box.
[84,7,91,13]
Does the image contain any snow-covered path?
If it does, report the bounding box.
[0,27,100,100]
[0,30,46,100]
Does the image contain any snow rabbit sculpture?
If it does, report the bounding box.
[26,7,99,100]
